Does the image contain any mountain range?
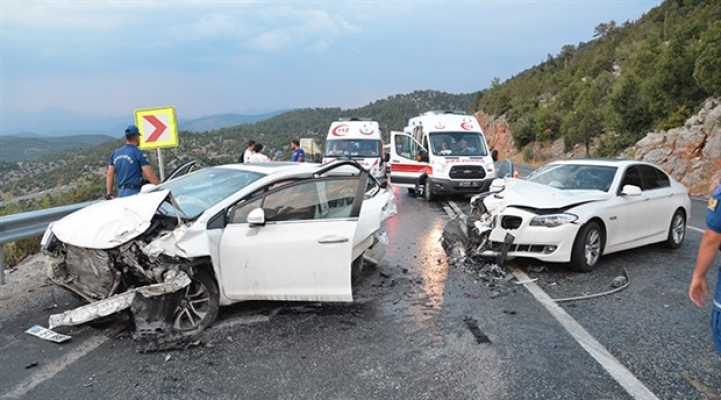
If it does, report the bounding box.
[0,109,288,162]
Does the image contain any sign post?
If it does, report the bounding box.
[134,106,179,181]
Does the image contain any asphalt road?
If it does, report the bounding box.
[0,184,719,399]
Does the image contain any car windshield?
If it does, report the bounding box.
[429,132,488,157]
[325,139,381,158]
[526,164,618,192]
[158,167,265,218]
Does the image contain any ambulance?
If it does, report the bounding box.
[389,110,497,201]
[323,118,387,181]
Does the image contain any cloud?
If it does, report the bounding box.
[243,6,359,53]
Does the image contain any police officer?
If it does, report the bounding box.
[689,177,721,357]
[106,125,160,198]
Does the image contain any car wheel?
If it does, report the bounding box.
[171,269,219,334]
[351,254,364,284]
[663,209,686,249]
[570,221,603,272]
[424,180,436,202]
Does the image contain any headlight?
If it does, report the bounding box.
[529,213,578,228]
[434,162,446,172]
[487,163,495,172]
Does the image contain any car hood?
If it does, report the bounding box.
[485,179,609,211]
[51,190,171,249]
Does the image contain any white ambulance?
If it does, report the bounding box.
[323,118,387,181]
[389,110,497,201]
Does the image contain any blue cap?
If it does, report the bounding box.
[125,125,140,136]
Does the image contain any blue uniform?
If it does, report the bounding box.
[108,144,150,197]
[708,181,721,355]
[292,148,305,162]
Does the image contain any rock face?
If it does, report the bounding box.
[475,98,721,197]
[626,98,721,196]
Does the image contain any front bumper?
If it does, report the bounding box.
[427,177,493,195]
[472,208,580,263]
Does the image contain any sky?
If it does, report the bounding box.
[1,0,663,121]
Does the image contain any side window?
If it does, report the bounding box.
[620,166,642,190]
[322,178,361,219]
[638,165,668,190]
[229,197,262,224]
[264,181,320,222]
[395,135,415,160]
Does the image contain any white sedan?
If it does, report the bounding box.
[41,160,396,344]
[466,159,690,271]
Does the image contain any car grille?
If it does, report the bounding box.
[449,165,486,179]
[501,216,522,230]
[489,241,548,253]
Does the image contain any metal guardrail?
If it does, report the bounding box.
[0,201,95,285]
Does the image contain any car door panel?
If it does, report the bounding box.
[217,176,364,302]
[390,131,426,186]
[219,220,356,301]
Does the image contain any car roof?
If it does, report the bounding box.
[547,158,654,168]
[215,162,322,174]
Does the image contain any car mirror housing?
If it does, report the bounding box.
[247,208,266,226]
[620,184,642,196]
[140,184,158,194]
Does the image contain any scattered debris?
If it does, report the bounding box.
[552,269,631,303]
[527,265,547,273]
[502,310,517,315]
[25,361,38,369]
[463,317,491,344]
[515,278,538,285]
[25,325,71,343]
[611,275,628,288]
[164,354,172,362]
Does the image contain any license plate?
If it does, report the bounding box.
[459,181,476,187]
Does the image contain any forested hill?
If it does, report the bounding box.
[470,0,721,156]
[0,90,474,199]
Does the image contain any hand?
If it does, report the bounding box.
[105,193,114,200]
[689,275,709,307]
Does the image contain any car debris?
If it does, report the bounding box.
[25,325,71,343]
[463,316,491,344]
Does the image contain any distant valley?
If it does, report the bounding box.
[0,110,288,162]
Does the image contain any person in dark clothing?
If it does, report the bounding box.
[106,125,160,198]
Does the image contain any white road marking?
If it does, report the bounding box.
[513,270,659,400]
[688,225,705,234]
[3,327,121,399]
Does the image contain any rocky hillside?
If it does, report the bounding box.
[477,98,721,197]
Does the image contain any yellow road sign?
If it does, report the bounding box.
[135,106,178,150]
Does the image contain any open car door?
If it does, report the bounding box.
[218,163,368,302]
[389,131,427,187]
[164,160,196,182]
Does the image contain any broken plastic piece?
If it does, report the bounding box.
[25,325,71,343]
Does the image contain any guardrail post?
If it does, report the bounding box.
[0,245,5,285]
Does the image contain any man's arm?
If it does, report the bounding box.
[298,149,305,162]
[142,165,160,185]
[106,166,115,198]
[689,228,721,307]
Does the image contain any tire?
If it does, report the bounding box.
[424,179,436,202]
[663,209,686,249]
[351,255,364,284]
[171,268,219,335]
[570,221,603,272]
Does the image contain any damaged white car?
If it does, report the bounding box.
[463,159,690,272]
[41,160,396,345]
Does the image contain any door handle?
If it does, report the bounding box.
[318,235,349,244]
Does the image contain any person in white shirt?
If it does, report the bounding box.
[248,143,271,163]
[239,140,256,163]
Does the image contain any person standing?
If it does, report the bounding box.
[689,178,721,357]
[106,125,160,198]
[239,140,256,163]
[248,143,270,163]
[291,140,305,162]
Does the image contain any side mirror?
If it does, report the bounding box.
[491,149,499,162]
[384,152,390,162]
[620,185,642,196]
[140,184,158,193]
[247,208,266,226]
[417,150,429,163]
